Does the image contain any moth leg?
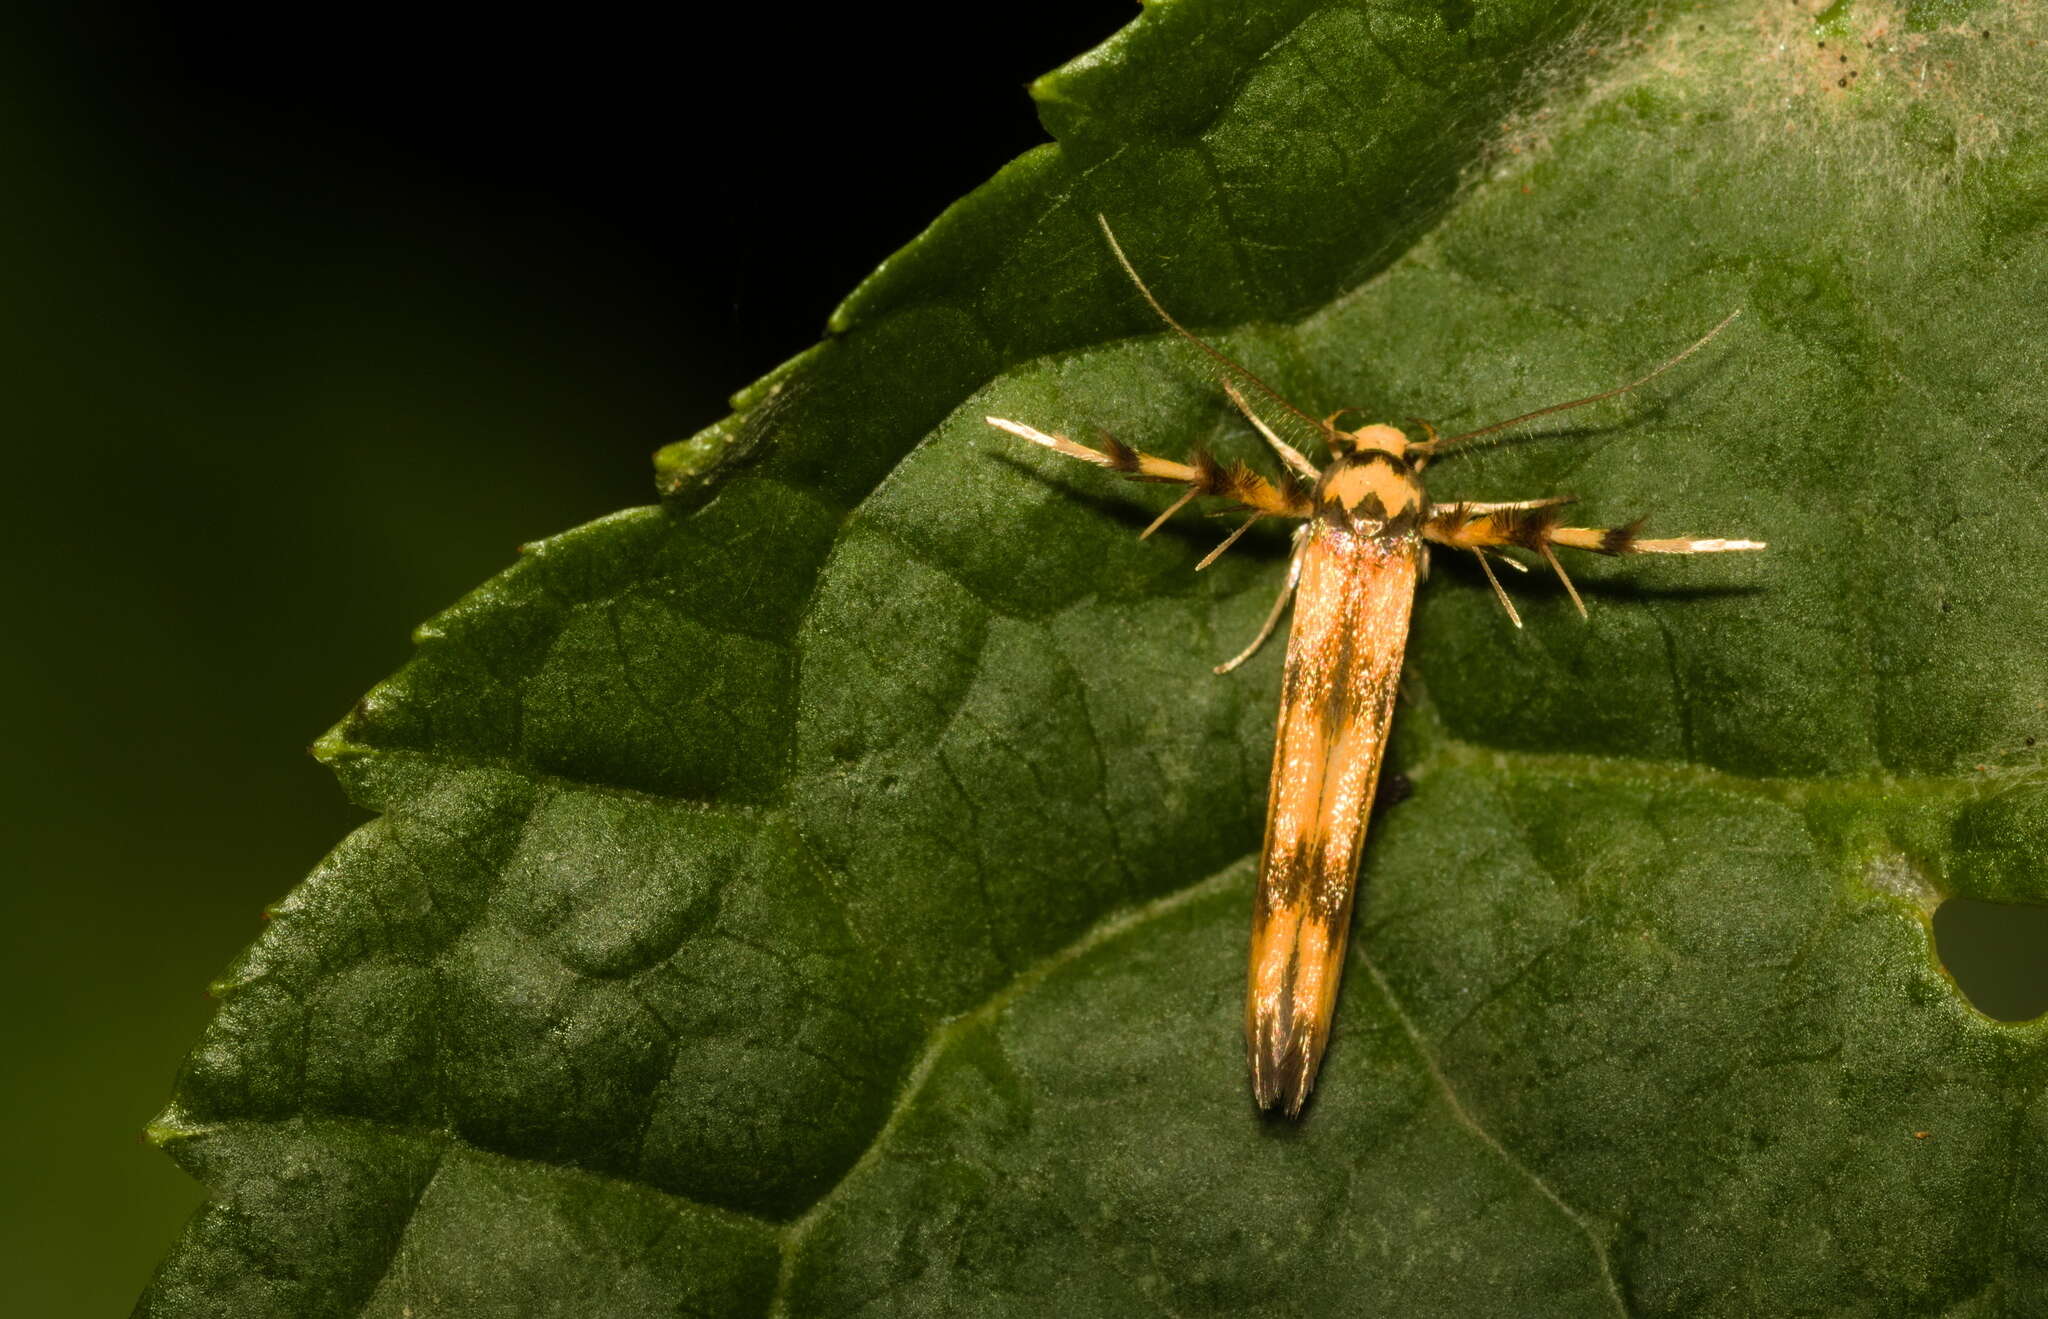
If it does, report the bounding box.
[1426,500,1766,620]
[985,416,1316,528]
[1469,550,1524,629]
[1216,526,1309,674]
[1140,489,1199,540]
[1196,514,1264,572]
[1456,496,1578,515]
[1219,380,1321,481]
[1538,543,1588,619]
[1426,501,1767,557]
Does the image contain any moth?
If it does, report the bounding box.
[986,217,1764,1116]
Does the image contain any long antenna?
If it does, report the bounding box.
[1424,309,1742,458]
[1096,215,1333,442]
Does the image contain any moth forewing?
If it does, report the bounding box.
[1248,523,1418,1115]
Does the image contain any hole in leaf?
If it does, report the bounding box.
[1933,898,2048,1021]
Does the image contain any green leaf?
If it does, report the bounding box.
[140,1,2048,1314]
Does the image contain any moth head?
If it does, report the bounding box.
[1323,413,1413,462]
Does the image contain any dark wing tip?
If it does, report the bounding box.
[1249,1015,1327,1118]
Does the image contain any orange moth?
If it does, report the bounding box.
[986,218,1764,1116]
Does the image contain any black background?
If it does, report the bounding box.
[60,1,1134,433]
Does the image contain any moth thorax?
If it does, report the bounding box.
[1316,451,1424,532]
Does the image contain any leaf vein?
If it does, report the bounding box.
[1355,949,1630,1319]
